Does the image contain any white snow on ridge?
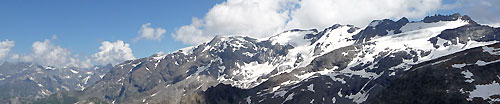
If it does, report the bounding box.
[269,30,314,46]
[270,19,496,104]
[178,46,196,55]
[337,19,487,80]
[151,53,167,60]
[367,19,486,64]
[279,26,361,73]
[400,18,469,33]
[225,25,361,89]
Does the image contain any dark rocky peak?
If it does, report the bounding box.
[429,24,500,48]
[422,13,477,24]
[352,17,409,43]
[396,17,410,24]
[284,28,319,33]
[325,24,344,30]
[346,24,361,33]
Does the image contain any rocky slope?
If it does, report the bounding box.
[368,42,500,104]
[0,62,112,104]
[39,13,500,104]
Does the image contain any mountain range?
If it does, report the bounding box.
[0,62,112,104]
[1,13,498,104]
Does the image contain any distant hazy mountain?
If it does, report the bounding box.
[37,13,500,104]
[0,62,111,104]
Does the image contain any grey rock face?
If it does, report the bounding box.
[352,17,409,43]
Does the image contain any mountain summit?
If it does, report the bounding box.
[30,13,500,104]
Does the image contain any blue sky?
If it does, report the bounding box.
[1,0,498,67]
[0,0,224,58]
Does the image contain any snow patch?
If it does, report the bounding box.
[178,46,195,55]
[273,90,287,98]
[482,46,500,55]
[452,63,467,68]
[83,76,91,85]
[368,20,381,27]
[283,93,295,103]
[70,69,79,74]
[467,81,500,101]
[246,96,252,104]
[44,66,56,70]
[461,70,474,83]
[307,84,315,93]
[37,84,44,87]
[231,61,275,88]
[332,97,336,103]
[151,90,161,97]
[475,60,500,66]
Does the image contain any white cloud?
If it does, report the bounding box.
[9,54,19,60]
[453,0,500,24]
[135,23,167,41]
[20,39,92,68]
[0,39,15,60]
[92,40,135,65]
[172,0,448,45]
[172,0,297,45]
[486,23,500,28]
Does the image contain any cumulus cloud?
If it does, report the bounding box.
[172,0,296,45]
[92,40,135,65]
[172,0,449,45]
[486,23,500,28]
[135,23,167,41]
[0,39,15,60]
[20,39,92,68]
